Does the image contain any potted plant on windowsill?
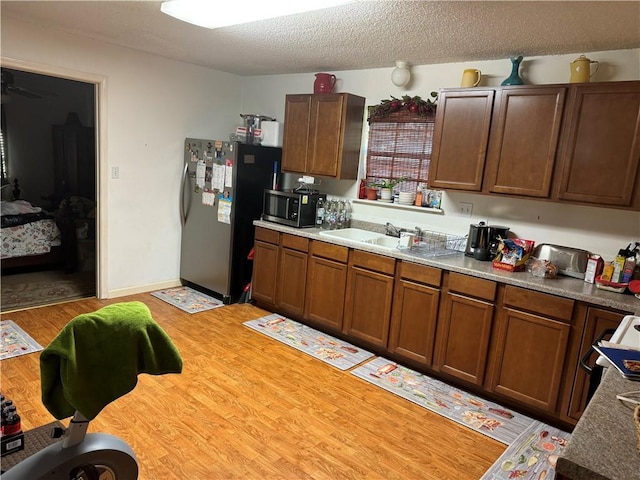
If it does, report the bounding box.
[368,178,407,201]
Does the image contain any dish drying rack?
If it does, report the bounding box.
[411,230,467,257]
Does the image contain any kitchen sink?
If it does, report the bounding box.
[319,228,399,251]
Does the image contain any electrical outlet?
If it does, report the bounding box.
[112,166,119,179]
[459,202,473,217]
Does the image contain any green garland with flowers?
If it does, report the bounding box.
[368,92,438,122]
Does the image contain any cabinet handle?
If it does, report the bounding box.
[579,327,617,373]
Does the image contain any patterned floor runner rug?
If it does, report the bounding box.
[151,286,224,313]
[351,356,535,445]
[481,420,571,480]
[1,320,43,360]
[243,313,374,370]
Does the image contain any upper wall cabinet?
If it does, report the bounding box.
[428,89,495,191]
[428,81,640,210]
[553,82,640,208]
[282,93,366,180]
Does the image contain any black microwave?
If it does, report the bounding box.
[262,189,326,228]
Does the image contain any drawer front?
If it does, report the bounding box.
[350,249,396,275]
[281,233,309,252]
[448,272,496,301]
[503,285,574,322]
[310,240,349,263]
[255,227,279,244]
[399,262,442,287]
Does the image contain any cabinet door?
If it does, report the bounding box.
[434,293,494,385]
[555,82,640,207]
[308,94,344,177]
[484,87,566,197]
[251,240,279,306]
[282,95,311,173]
[388,279,440,365]
[489,308,570,412]
[343,266,394,348]
[428,89,495,191]
[276,247,308,318]
[568,307,627,420]
[304,256,347,332]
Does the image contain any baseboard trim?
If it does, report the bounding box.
[106,279,182,298]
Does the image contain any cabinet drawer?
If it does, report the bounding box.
[281,233,309,252]
[503,285,574,322]
[399,262,442,287]
[310,240,349,263]
[255,227,279,244]
[350,250,396,275]
[448,272,496,301]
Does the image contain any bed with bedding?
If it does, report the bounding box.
[1,199,73,271]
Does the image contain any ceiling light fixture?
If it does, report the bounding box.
[391,60,411,88]
[160,0,353,29]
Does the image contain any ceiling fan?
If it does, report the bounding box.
[1,69,45,102]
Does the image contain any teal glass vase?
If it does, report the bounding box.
[501,56,524,86]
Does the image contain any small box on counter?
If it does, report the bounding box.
[1,431,24,456]
[584,254,604,284]
[492,238,535,272]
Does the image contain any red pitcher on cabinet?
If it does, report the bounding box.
[314,73,336,94]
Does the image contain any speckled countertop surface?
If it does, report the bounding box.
[255,220,640,315]
[555,367,640,480]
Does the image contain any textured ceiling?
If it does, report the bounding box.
[2,1,640,76]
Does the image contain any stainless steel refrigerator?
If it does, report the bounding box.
[180,138,281,303]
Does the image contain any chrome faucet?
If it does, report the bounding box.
[385,222,404,238]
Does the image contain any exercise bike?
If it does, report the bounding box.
[2,301,182,480]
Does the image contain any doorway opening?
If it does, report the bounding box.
[1,66,100,311]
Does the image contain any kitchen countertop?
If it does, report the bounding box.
[254,220,640,315]
[555,366,640,480]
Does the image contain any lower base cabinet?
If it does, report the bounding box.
[251,228,280,307]
[276,234,309,318]
[488,286,573,412]
[343,250,396,348]
[388,262,442,366]
[304,241,349,332]
[434,273,496,386]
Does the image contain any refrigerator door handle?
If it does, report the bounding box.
[180,162,189,226]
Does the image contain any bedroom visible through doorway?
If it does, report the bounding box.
[1,67,97,311]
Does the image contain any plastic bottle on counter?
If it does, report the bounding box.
[315,197,325,228]
[344,200,352,228]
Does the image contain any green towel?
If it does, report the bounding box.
[40,301,183,420]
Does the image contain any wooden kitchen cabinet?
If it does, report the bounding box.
[343,250,396,348]
[428,89,495,191]
[304,240,349,332]
[488,286,574,413]
[281,93,366,179]
[554,81,640,209]
[567,306,630,420]
[434,272,496,386]
[251,227,280,307]
[275,234,309,318]
[388,262,442,366]
[483,86,566,197]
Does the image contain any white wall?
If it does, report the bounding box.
[2,17,242,297]
[241,50,640,260]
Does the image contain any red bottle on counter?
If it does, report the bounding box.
[358,179,366,199]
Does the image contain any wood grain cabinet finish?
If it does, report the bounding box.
[554,81,640,209]
[428,89,495,191]
[484,87,566,197]
[275,234,309,318]
[567,307,629,420]
[282,93,365,179]
[434,273,496,386]
[388,262,442,365]
[343,250,396,348]
[251,227,280,307]
[488,286,573,413]
[304,241,349,332]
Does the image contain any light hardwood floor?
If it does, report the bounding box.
[0,294,505,479]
